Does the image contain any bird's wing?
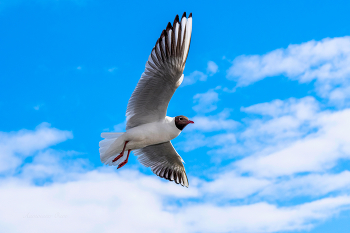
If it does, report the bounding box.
[133,141,189,187]
[126,12,192,130]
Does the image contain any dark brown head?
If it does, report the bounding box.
[175,115,194,131]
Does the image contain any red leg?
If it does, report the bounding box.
[117,149,131,169]
[112,141,128,162]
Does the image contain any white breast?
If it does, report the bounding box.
[124,116,181,150]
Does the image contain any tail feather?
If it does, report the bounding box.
[99,132,125,165]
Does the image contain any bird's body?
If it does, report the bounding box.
[125,117,181,149]
[99,12,193,187]
[101,117,181,160]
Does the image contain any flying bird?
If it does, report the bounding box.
[99,12,193,187]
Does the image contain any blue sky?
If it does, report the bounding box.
[1,0,350,232]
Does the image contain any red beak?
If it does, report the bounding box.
[188,120,194,124]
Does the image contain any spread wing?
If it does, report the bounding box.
[126,12,192,130]
[133,141,189,187]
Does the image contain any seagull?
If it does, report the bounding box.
[99,12,193,187]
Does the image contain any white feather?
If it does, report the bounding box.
[123,118,180,150]
[99,118,181,166]
[176,74,184,87]
[99,133,125,164]
[146,51,158,70]
[167,29,172,54]
[180,17,187,48]
[184,17,192,63]
[161,36,166,54]
[156,43,161,59]
[174,22,180,49]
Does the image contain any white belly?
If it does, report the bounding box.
[123,121,180,150]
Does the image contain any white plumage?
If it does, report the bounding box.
[100,117,180,163]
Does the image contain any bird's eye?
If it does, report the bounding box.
[179,117,183,120]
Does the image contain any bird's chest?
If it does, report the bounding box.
[126,122,180,149]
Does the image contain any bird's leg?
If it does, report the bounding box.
[112,141,129,162]
[117,149,131,169]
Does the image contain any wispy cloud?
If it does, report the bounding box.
[183,61,219,86]
[227,36,350,104]
[259,171,350,199]
[1,125,350,233]
[236,99,350,178]
[192,89,219,113]
[0,123,72,174]
[182,71,208,86]
[107,67,117,73]
[181,196,350,233]
[33,103,45,111]
[113,121,126,132]
[178,132,237,152]
[207,61,219,76]
[190,109,239,132]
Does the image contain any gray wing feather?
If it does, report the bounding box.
[133,141,189,187]
[126,13,193,129]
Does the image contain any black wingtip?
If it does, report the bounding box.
[160,29,166,38]
[182,12,186,19]
[166,22,172,32]
[173,15,179,25]
[189,12,192,18]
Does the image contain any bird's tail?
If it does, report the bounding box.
[99,133,127,166]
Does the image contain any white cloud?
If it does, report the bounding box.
[227,36,350,104]
[201,171,270,199]
[182,71,207,86]
[2,124,350,232]
[176,133,207,152]
[236,106,350,178]
[177,110,237,152]
[183,61,218,86]
[207,61,219,76]
[20,149,89,183]
[241,96,319,118]
[33,103,44,111]
[178,132,237,152]
[199,95,350,203]
[192,89,219,113]
[260,171,350,199]
[185,85,350,203]
[240,97,319,145]
[3,171,350,233]
[208,97,319,159]
[0,123,72,174]
[190,110,239,132]
[107,67,117,73]
[113,121,126,132]
[178,196,350,233]
[0,169,197,233]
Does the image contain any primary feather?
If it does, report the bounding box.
[134,141,189,187]
[126,13,192,129]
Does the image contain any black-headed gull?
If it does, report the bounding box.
[99,12,193,187]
